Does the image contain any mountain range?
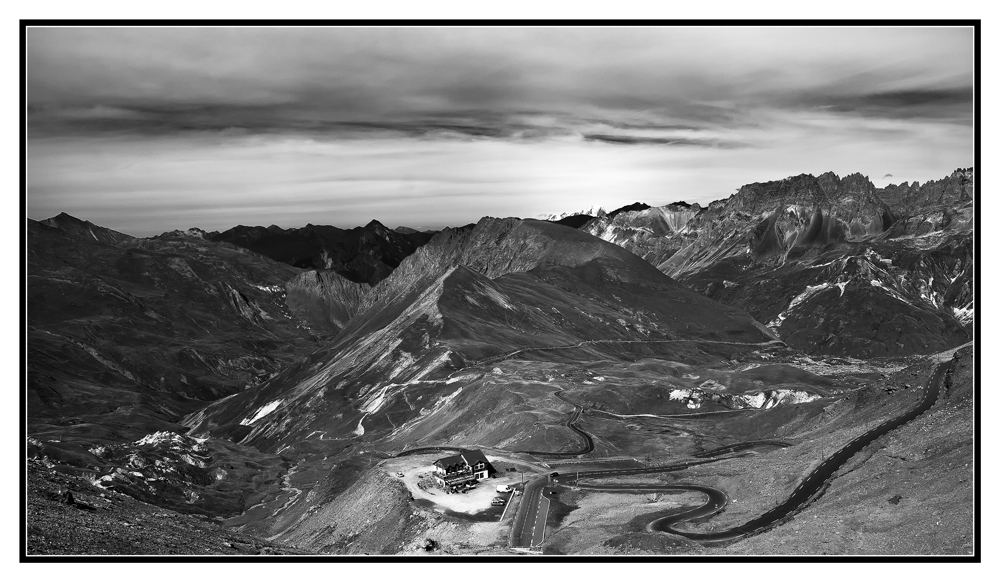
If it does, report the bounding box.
[25,167,976,556]
[580,170,974,358]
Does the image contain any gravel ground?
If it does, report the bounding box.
[381,454,527,514]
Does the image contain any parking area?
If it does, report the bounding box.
[381,453,530,515]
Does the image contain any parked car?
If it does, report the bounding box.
[496,484,512,493]
[395,472,404,478]
[492,497,506,506]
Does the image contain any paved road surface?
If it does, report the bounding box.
[509,476,550,548]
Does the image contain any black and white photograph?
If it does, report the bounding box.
[22,21,978,559]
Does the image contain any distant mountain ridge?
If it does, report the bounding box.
[37,212,134,245]
[537,204,607,222]
[204,220,436,286]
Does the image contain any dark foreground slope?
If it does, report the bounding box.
[26,459,308,555]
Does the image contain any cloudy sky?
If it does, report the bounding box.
[26,26,974,235]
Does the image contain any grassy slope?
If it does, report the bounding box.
[715,345,974,555]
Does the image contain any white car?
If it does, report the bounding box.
[496,485,513,493]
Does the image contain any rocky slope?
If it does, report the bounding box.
[28,214,319,444]
[184,217,774,453]
[578,170,974,358]
[26,459,307,555]
[582,202,702,267]
[207,220,436,285]
[878,167,974,221]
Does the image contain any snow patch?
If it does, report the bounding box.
[353,413,368,436]
[869,279,915,307]
[360,385,392,415]
[135,431,185,447]
[240,399,283,426]
[768,283,835,329]
[410,350,453,383]
[952,303,974,325]
[669,388,694,401]
[434,386,464,410]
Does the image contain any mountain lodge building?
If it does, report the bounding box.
[432,449,495,489]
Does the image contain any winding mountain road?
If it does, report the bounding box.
[510,362,948,549]
[517,391,594,457]
[649,361,948,542]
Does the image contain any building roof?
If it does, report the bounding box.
[434,449,492,470]
[461,449,490,467]
[434,453,468,468]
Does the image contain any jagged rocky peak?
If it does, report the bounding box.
[664,200,700,211]
[363,219,391,235]
[717,172,895,252]
[877,167,975,217]
[155,227,209,239]
[538,204,607,221]
[726,174,829,215]
[603,203,701,235]
[606,202,651,219]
